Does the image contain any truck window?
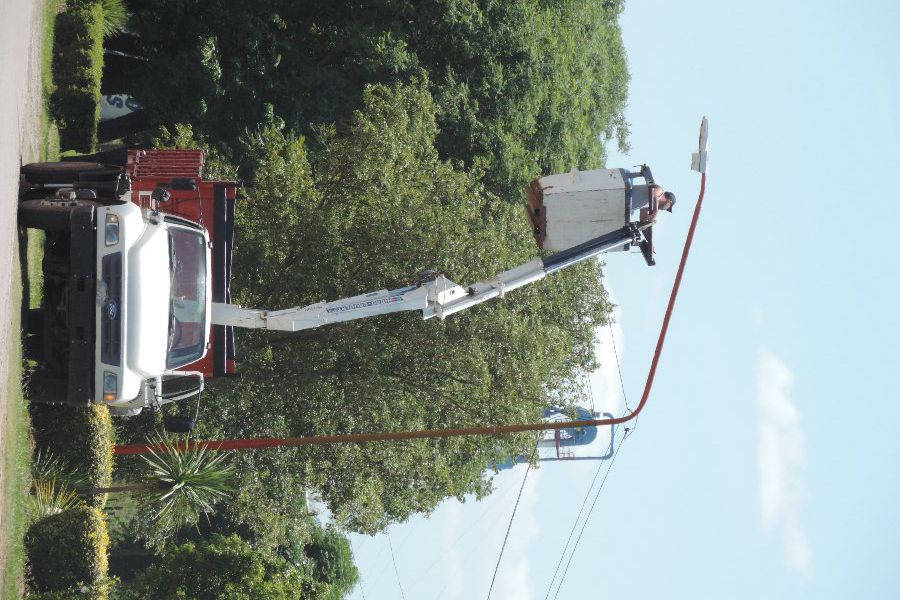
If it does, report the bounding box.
[167,227,207,368]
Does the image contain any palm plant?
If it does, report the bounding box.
[92,434,235,536]
[100,0,130,38]
[30,479,82,520]
[29,450,86,520]
[31,449,86,491]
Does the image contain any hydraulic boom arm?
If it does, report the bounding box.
[211,224,645,332]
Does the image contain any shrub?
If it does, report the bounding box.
[50,2,104,152]
[25,506,110,597]
[24,580,116,600]
[119,534,322,600]
[30,404,113,507]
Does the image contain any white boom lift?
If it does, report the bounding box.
[211,165,662,332]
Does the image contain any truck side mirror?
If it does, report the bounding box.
[151,186,171,203]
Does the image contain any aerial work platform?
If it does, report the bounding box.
[526,165,658,265]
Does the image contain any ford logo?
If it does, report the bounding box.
[106,300,118,321]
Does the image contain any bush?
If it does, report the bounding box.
[119,534,323,600]
[302,527,359,600]
[30,404,113,507]
[50,2,104,152]
[25,506,110,597]
[25,580,116,600]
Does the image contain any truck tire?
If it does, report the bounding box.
[22,332,44,362]
[22,308,45,362]
[17,198,99,231]
[21,161,105,184]
[163,415,196,433]
[24,307,43,334]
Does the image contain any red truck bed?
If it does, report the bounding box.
[126,149,239,378]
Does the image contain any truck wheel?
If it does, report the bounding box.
[21,161,104,184]
[17,198,99,231]
[24,307,43,334]
[22,333,45,362]
[25,369,67,404]
[163,415,196,433]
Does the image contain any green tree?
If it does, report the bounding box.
[268,523,359,600]
[117,534,326,600]
[198,81,612,533]
[121,0,629,198]
[300,527,359,600]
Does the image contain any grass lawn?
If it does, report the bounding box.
[40,0,61,161]
[1,267,33,600]
[0,0,59,590]
[2,226,48,598]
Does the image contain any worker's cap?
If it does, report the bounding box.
[663,191,676,212]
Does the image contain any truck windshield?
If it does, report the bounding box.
[167,227,207,368]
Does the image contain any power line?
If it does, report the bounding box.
[541,318,632,600]
[387,532,407,600]
[423,481,520,588]
[486,463,532,600]
[431,481,529,600]
[551,432,628,600]
[541,452,609,600]
[583,370,596,414]
[608,319,630,413]
[348,536,371,600]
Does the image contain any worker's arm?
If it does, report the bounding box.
[639,185,662,223]
[639,207,656,223]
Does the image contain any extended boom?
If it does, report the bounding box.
[211,223,645,332]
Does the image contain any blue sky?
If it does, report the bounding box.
[347,1,900,598]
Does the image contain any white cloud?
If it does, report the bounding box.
[442,503,464,599]
[756,349,812,577]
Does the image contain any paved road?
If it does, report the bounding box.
[0,0,43,582]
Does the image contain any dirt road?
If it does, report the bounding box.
[0,0,44,581]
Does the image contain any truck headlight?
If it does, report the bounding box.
[105,213,120,246]
[103,371,117,402]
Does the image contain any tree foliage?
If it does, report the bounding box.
[110,0,629,539]
[117,534,326,600]
[274,525,359,600]
[121,0,629,198]
[192,81,613,534]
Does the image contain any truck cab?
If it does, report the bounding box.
[19,149,238,417]
[96,204,212,410]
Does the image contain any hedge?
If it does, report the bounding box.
[24,506,110,598]
[25,582,115,600]
[29,403,113,507]
[50,2,104,152]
